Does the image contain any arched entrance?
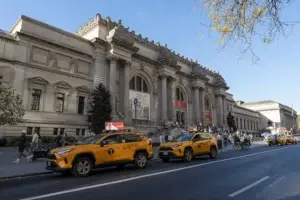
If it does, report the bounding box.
[129,76,150,121]
[175,87,187,124]
[204,95,212,125]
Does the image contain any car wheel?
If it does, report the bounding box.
[72,157,93,177]
[183,148,193,162]
[134,152,148,169]
[209,146,217,159]
[162,157,170,162]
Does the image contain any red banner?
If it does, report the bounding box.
[175,101,187,109]
[205,110,212,124]
[105,122,125,131]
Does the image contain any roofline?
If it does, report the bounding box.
[11,15,91,45]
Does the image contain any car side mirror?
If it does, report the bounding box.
[100,140,108,147]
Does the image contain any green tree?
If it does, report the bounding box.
[88,83,112,134]
[196,0,295,62]
[0,76,24,125]
[227,111,237,132]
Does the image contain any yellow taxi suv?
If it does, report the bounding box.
[158,132,218,162]
[286,136,297,144]
[46,132,153,177]
[277,135,288,146]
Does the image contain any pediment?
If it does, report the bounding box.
[54,81,72,89]
[76,85,89,93]
[28,77,49,85]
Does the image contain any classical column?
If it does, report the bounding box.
[161,75,168,122]
[123,61,132,125]
[108,55,117,120]
[193,87,200,123]
[171,78,177,122]
[199,88,204,124]
[93,47,107,88]
[216,94,224,127]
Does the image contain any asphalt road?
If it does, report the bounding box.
[1,145,300,200]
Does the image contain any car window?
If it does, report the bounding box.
[121,134,142,143]
[101,135,122,145]
[200,133,212,140]
[192,134,201,141]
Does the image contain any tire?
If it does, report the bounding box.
[162,157,170,162]
[183,148,193,162]
[72,157,93,177]
[134,152,148,169]
[209,146,217,159]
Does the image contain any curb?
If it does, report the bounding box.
[0,171,53,181]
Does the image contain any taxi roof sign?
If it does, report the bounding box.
[105,122,125,131]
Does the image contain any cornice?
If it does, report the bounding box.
[132,53,158,66]
[18,15,91,44]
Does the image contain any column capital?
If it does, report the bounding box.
[124,60,132,67]
[107,54,118,62]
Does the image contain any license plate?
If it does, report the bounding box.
[163,152,168,155]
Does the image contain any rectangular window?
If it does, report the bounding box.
[76,128,80,136]
[81,129,85,136]
[53,128,58,135]
[60,128,65,135]
[56,93,65,112]
[31,89,42,110]
[26,127,33,135]
[34,127,40,135]
[78,96,85,114]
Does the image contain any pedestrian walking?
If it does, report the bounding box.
[13,130,31,164]
[55,134,62,148]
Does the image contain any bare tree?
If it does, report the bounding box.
[197,0,296,62]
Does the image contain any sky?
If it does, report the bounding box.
[0,0,299,112]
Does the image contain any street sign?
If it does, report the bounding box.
[134,98,138,106]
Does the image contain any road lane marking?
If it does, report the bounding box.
[228,176,269,197]
[21,146,291,200]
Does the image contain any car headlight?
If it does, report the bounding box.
[171,143,183,148]
[57,149,72,155]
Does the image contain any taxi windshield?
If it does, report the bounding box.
[171,134,191,142]
[83,134,105,144]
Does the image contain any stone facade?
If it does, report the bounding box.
[240,101,297,131]
[0,14,230,136]
[224,93,260,133]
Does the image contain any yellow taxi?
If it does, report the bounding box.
[286,135,297,144]
[277,135,288,145]
[264,136,275,146]
[158,132,218,162]
[46,132,153,177]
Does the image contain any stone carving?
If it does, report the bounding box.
[48,52,57,67]
[140,63,145,71]
[70,59,78,73]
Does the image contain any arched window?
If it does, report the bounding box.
[129,76,149,93]
[176,88,185,101]
[205,96,210,110]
